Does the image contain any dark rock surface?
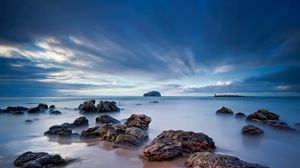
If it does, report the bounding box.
[235,112,246,118]
[49,105,55,109]
[216,106,234,114]
[96,101,120,112]
[44,124,73,137]
[28,107,40,113]
[14,151,66,168]
[124,114,152,130]
[37,103,48,109]
[6,106,29,112]
[246,109,279,121]
[96,114,120,124]
[78,100,96,112]
[112,127,148,148]
[141,130,215,161]
[242,125,264,136]
[72,116,89,127]
[49,110,62,115]
[185,152,268,168]
[143,91,161,97]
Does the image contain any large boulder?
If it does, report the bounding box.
[246,109,279,121]
[142,141,182,161]
[216,106,234,115]
[37,103,48,109]
[96,114,120,124]
[141,130,215,161]
[143,91,161,97]
[14,151,66,168]
[72,116,89,127]
[242,125,264,136]
[78,100,96,112]
[112,127,148,148]
[185,152,268,168]
[44,123,73,137]
[96,101,120,112]
[124,114,152,130]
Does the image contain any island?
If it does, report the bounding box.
[214,94,245,97]
[143,91,161,97]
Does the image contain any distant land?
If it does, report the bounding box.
[214,94,245,97]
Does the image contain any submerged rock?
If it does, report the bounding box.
[12,111,24,115]
[141,130,215,161]
[112,127,148,148]
[124,114,152,130]
[5,106,29,112]
[185,152,268,168]
[44,124,73,137]
[49,110,62,115]
[235,112,246,118]
[96,101,120,112]
[28,107,40,113]
[37,103,48,109]
[96,114,120,124]
[150,100,159,103]
[14,151,66,168]
[242,125,264,136]
[143,91,161,97]
[246,109,279,121]
[264,120,297,131]
[49,105,55,109]
[216,106,234,115]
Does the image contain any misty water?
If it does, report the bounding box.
[0,96,300,168]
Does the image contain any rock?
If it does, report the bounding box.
[264,120,297,131]
[143,91,161,97]
[44,123,73,137]
[72,116,88,127]
[89,99,96,104]
[49,110,62,115]
[25,119,33,123]
[80,126,102,138]
[216,106,234,114]
[150,101,159,103]
[124,114,152,130]
[246,109,279,121]
[242,125,264,136]
[150,130,215,153]
[142,141,182,161]
[112,127,148,148]
[49,105,55,109]
[78,100,96,112]
[96,114,120,124]
[14,151,65,168]
[96,101,120,112]
[80,124,124,140]
[37,103,48,109]
[5,106,28,113]
[12,111,24,115]
[28,107,40,113]
[235,112,246,118]
[185,152,268,168]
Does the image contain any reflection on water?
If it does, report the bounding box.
[0,96,300,168]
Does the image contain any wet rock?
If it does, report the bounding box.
[78,100,96,112]
[80,126,102,138]
[96,114,120,124]
[96,101,120,112]
[235,112,246,118]
[12,111,24,115]
[80,124,124,140]
[143,91,161,97]
[246,109,279,121]
[28,107,40,113]
[142,141,182,161]
[112,127,148,148]
[242,125,264,136]
[89,99,96,104]
[5,106,28,112]
[14,151,66,168]
[44,124,73,137]
[264,120,297,131]
[124,114,152,130]
[37,103,48,109]
[185,152,268,168]
[72,116,88,127]
[49,105,55,109]
[216,106,234,115]
[150,130,215,153]
[49,110,62,115]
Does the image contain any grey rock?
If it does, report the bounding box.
[242,125,264,136]
[96,101,120,112]
[216,106,234,115]
[143,91,161,97]
[124,114,152,130]
[37,103,48,109]
[96,114,120,124]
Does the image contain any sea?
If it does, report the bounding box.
[0,96,300,168]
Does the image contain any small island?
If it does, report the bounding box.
[214,94,245,97]
[143,91,161,97]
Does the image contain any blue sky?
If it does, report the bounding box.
[0,0,300,96]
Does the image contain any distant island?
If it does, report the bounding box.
[214,94,245,97]
[143,91,161,97]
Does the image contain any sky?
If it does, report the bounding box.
[0,0,300,96]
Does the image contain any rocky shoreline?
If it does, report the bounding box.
[4,100,299,167]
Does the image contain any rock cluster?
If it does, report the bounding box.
[185,152,268,168]
[78,100,120,113]
[14,151,66,168]
[242,125,264,136]
[141,130,216,161]
[81,114,151,149]
[216,106,234,115]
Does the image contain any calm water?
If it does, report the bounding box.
[0,96,300,168]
